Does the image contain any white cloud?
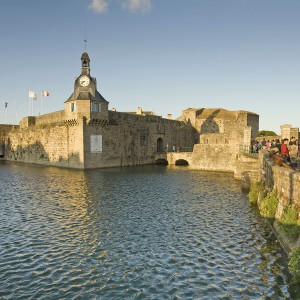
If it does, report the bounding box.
[89,0,108,13]
[88,0,152,14]
[122,0,152,13]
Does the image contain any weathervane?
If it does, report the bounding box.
[84,27,87,52]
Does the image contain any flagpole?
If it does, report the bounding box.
[5,103,7,124]
[15,102,18,124]
[41,92,43,115]
[29,90,30,116]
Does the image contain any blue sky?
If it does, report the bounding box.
[0,0,299,134]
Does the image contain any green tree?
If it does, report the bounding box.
[258,130,277,137]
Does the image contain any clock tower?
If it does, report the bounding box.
[64,51,109,122]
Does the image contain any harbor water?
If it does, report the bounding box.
[0,161,299,299]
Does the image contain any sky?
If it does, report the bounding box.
[0,0,299,134]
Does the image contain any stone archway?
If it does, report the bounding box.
[155,158,168,165]
[175,159,189,166]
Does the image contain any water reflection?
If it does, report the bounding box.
[0,161,299,299]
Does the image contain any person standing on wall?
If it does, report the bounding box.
[261,138,267,149]
[281,138,291,164]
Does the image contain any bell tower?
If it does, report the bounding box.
[81,51,90,76]
[64,47,109,122]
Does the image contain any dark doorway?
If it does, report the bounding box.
[157,138,164,153]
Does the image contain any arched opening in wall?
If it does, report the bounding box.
[157,138,164,153]
[155,159,168,165]
[175,159,189,166]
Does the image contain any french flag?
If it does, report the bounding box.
[42,91,50,97]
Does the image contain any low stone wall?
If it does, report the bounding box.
[260,150,300,211]
[257,150,300,251]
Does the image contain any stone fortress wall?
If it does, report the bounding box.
[83,111,197,169]
[177,108,259,174]
[0,125,16,157]
[5,121,84,168]
[2,106,259,171]
[0,50,259,171]
[4,108,198,169]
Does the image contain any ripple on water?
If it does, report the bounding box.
[0,163,298,299]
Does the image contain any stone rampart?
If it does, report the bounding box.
[4,110,197,169]
[0,125,16,141]
[19,110,66,129]
[108,110,189,128]
[190,143,235,172]
[251,150,300,255]
[260,150,300,213]
[83,114,197,169]
[35,110,65,126]
[0,125,16,157]
[5,121,84,168]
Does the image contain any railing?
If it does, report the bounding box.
[179,147,193,152]
[239,145,259,158]
[166,147,194,153]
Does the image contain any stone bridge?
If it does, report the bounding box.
[154,152,193,165]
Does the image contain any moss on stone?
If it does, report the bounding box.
[288,246,300,282]
[279,206,300,242]
[248,181,263,205]
[260,189,279,219]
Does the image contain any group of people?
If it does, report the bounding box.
[251,137,299,164]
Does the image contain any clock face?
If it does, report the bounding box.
[79,75,90,87]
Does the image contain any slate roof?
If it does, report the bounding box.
[65,91,108,103]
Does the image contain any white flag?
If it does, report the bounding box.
[29,90,37,100]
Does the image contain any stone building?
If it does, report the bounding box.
[2,52,197,169]
[1,51,259,172]
[176,108,259,173]
[280,124,299,141]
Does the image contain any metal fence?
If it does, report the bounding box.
[239,145,259,158]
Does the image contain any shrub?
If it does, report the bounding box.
[248,182,263,205]
[258,130,277,137]
[288,246,300,282]
[279,206,300,242]
[260,189,279,218]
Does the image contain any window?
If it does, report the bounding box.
[71,102,76,112]
[91,102,101,112]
